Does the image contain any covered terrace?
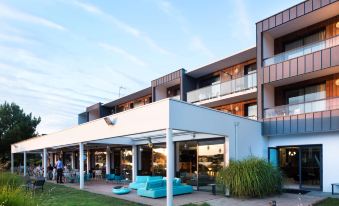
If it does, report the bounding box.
[11,98,265,206]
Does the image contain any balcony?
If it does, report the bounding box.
[264,35,339,67]
[264,97,339,118]
[263,97,339,136]
[187,73,257,103]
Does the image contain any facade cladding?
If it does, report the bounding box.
[9,1,338,195]
[78,1,339,192]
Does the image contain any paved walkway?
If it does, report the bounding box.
[53,181,328,206]
[62,181,223,206]
[206,193,325,206]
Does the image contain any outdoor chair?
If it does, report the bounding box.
[26,177,45,192]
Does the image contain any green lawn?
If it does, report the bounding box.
[314,198,339,206]
[32,182,143,206]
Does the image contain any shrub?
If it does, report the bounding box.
[0,172,37,206]
[216,157,282,198]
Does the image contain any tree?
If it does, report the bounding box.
[0,102,41,163]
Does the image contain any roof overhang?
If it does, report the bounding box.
[11,98,262,153]
[186,47,256,78]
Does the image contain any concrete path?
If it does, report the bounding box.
[51,181,327,206]
[206,193,325,206]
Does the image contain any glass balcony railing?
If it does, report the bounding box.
[264,97,339,118]
[187,73,257,103]
[263,35,339,67]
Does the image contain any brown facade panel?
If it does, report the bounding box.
[289,7,297,20]
[282,10,290,23]
[305,113,314,132]
[313,51,322,71]
[313,0,321,9]
[269,65,276,82]
[290,58,298,77]
[263,19,269,31]
[322,48,331,69]
[270,118,277,135]
[313,112,322,131]
[283,116,291,134]
[298,114,306,132]
[277,117,284,134]
[291,115,298,133]
[305,54,314,73]
[321,0,330,6]
[276,13,283,26]
[297,56,305,75]
[331,109,339,130]
[283,61,290,78]
[331,46,339,66]
[276,63,283,80]
[305,0,313,13]
[297,3,305,17]
[322,110,331,131]
[269,16,275,29]
[264,66,270,83]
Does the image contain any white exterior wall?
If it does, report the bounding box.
[169,100,267,161]
[268,131,339,192]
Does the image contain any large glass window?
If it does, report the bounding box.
[176,139,225,192]
[285,83,326,115]
[284,30,325,52]
[121,148,132,180]
[275,145,322,190]
[138,144,167,176]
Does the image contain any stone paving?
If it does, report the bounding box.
[55,181,328,206]
[206,193,325,206]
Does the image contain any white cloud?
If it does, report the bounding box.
[190,36,214,59]
[98,43,147,67]
[72,0,171,55]
[233,0,252,38]
[0,3,66,31]
[155,0,215,59]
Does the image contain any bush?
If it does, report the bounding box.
[216,157,282,198]
[0,172,37,206]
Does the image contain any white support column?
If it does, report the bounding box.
[86,150,90,174]
[11,152,14,174]
[79,143,84,189]
[43,148,47,178]
[23,151,27,176]
[166,128,174,206]
[106,146,111,175]
[71,152,75,170]
[132,145,137,182]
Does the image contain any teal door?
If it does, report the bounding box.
[268,147,278,167]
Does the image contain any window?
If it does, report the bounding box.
[285,83,326,114]
[199,75,220,88]
[245,103,257,120]
[284,30,325,52]
[244,63,256,75]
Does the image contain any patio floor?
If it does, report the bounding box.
[58,180,223,206]
[51,180,327,206]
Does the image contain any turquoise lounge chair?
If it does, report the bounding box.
[137,178,193,198]
[128,176,162,190]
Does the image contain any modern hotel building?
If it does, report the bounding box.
[11,0,339,204]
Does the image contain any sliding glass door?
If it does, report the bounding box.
[273,145,322,191]
[176,139,225,191]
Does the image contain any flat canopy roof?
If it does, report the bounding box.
[186,47,256,78]
[12,99,261,154]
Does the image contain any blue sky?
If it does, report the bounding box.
[0,0,301,134]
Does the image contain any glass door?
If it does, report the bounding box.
[301,146,321,190]
[197,139,225,191]
[177,141,198,188]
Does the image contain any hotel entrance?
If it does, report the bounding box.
[269,145,322,191]
[176,138,225,191]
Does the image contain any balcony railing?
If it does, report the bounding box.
[187,73,257,103]
[263,35,339,67]
[264,97,339,118]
